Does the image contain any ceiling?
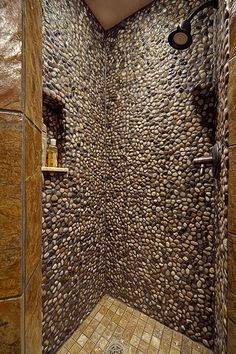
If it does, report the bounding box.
[83,0,154,30]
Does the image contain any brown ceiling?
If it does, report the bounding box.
[83,0,154,30]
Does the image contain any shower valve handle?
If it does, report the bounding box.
[193,143,221,179]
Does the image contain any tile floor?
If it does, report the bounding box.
[57,295,213,354]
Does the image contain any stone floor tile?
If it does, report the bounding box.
[69,342,83,354]
[192,341,204,352]
[142,331,152,344]
[170,346,181,354]
[171,331,182,349]
[150,335,161,349]
[192,350,202,354]
[64,337,75,350]
[90,331,101,344]
[76,333,88,347]
[56,295,213,354]
[95,312,103,322]
[96,323,106,335]
[128,346,138,353]
[130,335,140,348]
[97,336,108,350]
[83,340,95,352]
[57,347,68,354]
[83,324,95,338]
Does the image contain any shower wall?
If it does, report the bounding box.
[42,1,106,353]
[106,0,215,347]
[213,1,229,353]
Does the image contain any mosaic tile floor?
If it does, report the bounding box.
[57,295,213,354]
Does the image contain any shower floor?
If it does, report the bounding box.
[56,295,213,354]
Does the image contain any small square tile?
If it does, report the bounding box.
[192,341,204,352]
[138,339,150,352]
[113,325,124,338]
[72,329,83,341]
[77,334,88,347]
[57,347,68,354]
[142,331,152,343]
[92,347,103,354]
[83,340,95,352]
[131,335,140,348]
[148,345,158,354]
[122,330,133,342]
[134,325,144,337]
[151,335,161,349]
[128,346,137,354]
[171,331,182,349]
[103,328,114,341]
[95,312,103,322]
[90,331,101,344]
[116,307,125,316]
[170,346,181,354]
[112,313,122,324]
[83,325,95,338]
[70,342,83,354]
[101,316,110,327]
[119,318,128,328]
[145,323,154,335]
[139,312,148,322]
[97,337,108,350]
[64,337,75,350]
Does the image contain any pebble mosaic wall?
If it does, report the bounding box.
[42,0,230,353]
[105,0,215,348]
[213,0,229,353]
[42,1,106,353]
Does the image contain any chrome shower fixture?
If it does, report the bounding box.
[168,0,218,50]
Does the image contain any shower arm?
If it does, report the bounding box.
[187,0,218,23]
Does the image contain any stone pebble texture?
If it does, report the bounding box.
[106,0,215,349]
[42,0,106,353]
[213,0,229,353]
[42,0,228,353]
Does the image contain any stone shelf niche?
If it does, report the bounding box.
[41,167,68,173]
[43,88,66,171]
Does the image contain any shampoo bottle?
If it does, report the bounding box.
[47,138,58,167]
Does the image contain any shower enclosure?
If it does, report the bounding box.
[0,0,235,353]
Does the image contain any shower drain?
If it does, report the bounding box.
[106,338,126,354]
[107,343,124,354]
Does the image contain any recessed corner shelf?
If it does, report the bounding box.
[41,167,68,173]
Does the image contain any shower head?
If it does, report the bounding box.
[168,0,218,50]
[168,20,192,50]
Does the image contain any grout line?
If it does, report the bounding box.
[0,108,23,115]
[24,114,42,133]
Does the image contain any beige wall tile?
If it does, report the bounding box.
[228,233,236,295]
[230,0,236,58]
[228,289,236,324]
[25,119,42,282]
[25,118,42,177]
[26,173,42,283]
[25,262,42,354]
[229,58,236,145]
[0,0,22,111]
[0,297,22,354]
[25,0,42,129]
[0,113,22,298]
[229,146,236,234]
[228,319,236,354]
